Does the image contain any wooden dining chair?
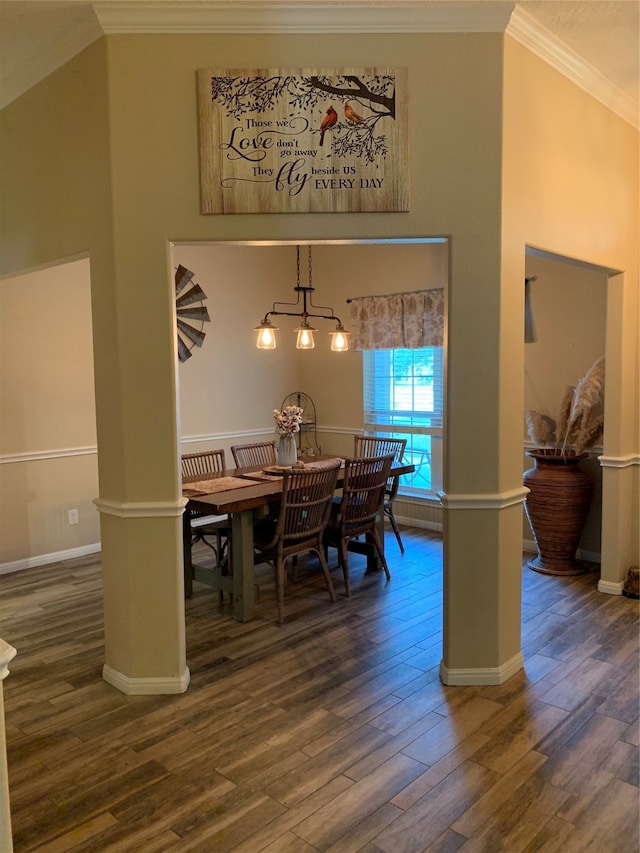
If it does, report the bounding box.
[181,449,231,566]
[353,435,408,553]
[231,441,277,468]
[252,459,341,624]
[323,453,395,597]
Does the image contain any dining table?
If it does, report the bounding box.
[182,454,415,622]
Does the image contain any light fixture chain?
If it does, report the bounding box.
[254,243,350,351]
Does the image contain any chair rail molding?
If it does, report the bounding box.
[437,486,529,510]
[0,446,97,464]
[94,497,187,518]
[598,453,640,468]
[181,428,273,445]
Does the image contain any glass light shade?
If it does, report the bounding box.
[296,325,316,349]
[255,322,278,349]
[330,328,350,352]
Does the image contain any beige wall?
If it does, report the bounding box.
[0,38,119,567]
[504,37,639,585]
[524,255,607,426]
[0,259,100,566]
[1,28,637,687]
[523,254,607,556]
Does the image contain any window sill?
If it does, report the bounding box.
[397,490,441,505]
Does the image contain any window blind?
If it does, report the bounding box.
[363,348,444,431]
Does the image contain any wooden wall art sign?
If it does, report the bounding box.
[197,68,408,214]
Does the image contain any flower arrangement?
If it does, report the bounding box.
[273,405,303,436]
[526,356,605,456]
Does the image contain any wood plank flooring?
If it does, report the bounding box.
[0,528,638,852]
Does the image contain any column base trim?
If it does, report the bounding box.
[0,639,17,681]
[103,664,190,695]
[597,579,623,596]
[439,651,524,685]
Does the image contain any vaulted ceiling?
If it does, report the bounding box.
[0,0,638,126]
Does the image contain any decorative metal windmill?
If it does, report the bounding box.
[175,264,211,362]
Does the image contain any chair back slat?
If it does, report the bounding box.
[353,435,406,498]
[252,459,342,623]
[181,449,226,479]
[231,441,277,468]
[276,462,341,547]
[340,454,394,534]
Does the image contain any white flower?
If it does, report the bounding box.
[273,405,303,435]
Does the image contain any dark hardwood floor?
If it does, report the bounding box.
[1,528,638,852]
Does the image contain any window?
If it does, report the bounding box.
[363,347,444,494]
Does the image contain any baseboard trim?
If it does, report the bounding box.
[0,543,101,576]
[439,651,524,686]
[102,664,191,695]
[597,579,624,596]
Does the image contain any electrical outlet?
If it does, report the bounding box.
[68,509,79,525]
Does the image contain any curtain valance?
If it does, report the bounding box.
[349,289,444,350]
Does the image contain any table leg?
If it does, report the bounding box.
[231,510,256,622]
[369,508,386,571]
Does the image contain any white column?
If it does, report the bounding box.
[0,638,16,853]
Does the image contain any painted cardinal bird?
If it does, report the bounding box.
[344,101,367,125]
[319,105,338,146]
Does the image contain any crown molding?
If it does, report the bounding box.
[3,1,636,130]
[93,1,640,127]
[507,7,638,129]
[93,0,515,34]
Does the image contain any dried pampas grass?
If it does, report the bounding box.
[555,386,575,447]
[526,411,556,445]
[574,412,604,455]
[560,356,605,453]
[527,356,605,456]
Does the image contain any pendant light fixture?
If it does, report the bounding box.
[254,246,350,352]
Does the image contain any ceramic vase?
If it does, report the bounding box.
[277,433,297,466]
[523,449,593,576]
